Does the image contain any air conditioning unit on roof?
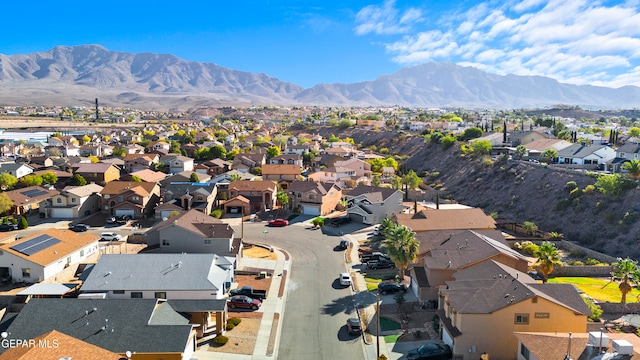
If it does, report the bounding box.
[588,331,609,347]
[612,339,633,355]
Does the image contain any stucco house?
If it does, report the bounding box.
[4,185,60,216]
[0,229,99,283]
[160,154,195,174]
[437,260,590,360]
[261,164,301,188]
[73,162,121,184]
[100,181,160,218]
[556,143,616,166]
[0,162,34,179]
[46,183,103,218]
[145,209,239,258]
[226,180,277,212]
[287,180,342,216]
[345,185,404,225]
[157,182,218,218]
[395,208,496,233]
[80,253,235,300]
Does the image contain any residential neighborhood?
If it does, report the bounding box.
[0,104,638,360]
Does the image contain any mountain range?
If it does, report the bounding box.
[1,44,639,111]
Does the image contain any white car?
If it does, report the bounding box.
[100,232,122,242]
[339,272,352,286]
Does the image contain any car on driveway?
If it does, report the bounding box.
[100,232,122,242]
[367,258,396,270]
[346,318,362,335]
[339,272,352,287]
[377,281,406,295]
[268,218,289,227]
[337,239,349,251]
[227,295,261,310]
[106,216,117,224]
[406,343,452,360]
[116,215,132,225]
[331,216,351,227]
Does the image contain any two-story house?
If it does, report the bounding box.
[161,154,195,174]
[0,162,34,179]
[307,166,357,188]
[123,153,160,173]
[225,180,277,213]
[156,181,218,218]
[334,158,372,180]
[287,181,342,216]
[73,162,121,184]
[46,183,103,218]
[345,185,404,225]
[198,158,232,177]
[261,164,301,189]
[610,141,640,173]
[269,154,304,167]
[100,181,160,218]
[438,260,590,360]
[232,152,266,173]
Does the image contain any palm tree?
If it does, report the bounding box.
[540,148,558,164]
[379,217,396,238]
[514,145,527,160]
[622,159,640,180]
[383,225,420,278]
[533,241,562,283]
[611,257,640,304]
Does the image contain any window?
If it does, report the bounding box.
[204,239,212,245]
[515,313,529,324]
[80,250,84,257]
[71,198,76,203]
[520,343,530,360]
[531,297,538,303]
[535,312,550,319]
[113,290,125,294]
[162,239,170,246]
[56,198,62,204]
[66,257,71,264]
[621,152,626,158]
[131,292,143,298]
[297,193,301,198]
[21,268,31,278]
[155,292,167,299]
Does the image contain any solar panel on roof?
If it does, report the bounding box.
[21,189,48,198]
[10,234,61,256]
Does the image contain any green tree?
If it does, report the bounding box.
[470,139,492,155]
[372,175,381,187]
[440,135,456,149]
[402,170,422,194]
[112,148,127,157]
[267,146,281,158]
[311,217,325,228]
[88,155,99,163]
[390,176,402,190]
[0,193,13,214]
[19,174,43,187]
[628,127,640,138]
[189,172,200,182]
[0,172,18,190]
[81,135,91,144]
[229,174,243,182]
[622,159,640,180]
[276,191,289,213]
[541,148,558,163]
[383,157,399,171]
[380,217,396,238]
[460,127,483,140]
[610,257,640,304]
[383,224,420,278]
[210,145,227,159]
[41,172,58,186]
[18,216,28,230]
[338,119,352,129]
[595,173,635,195]
[515,145,527,160]
[328,134,340,142]
[131,175,142,182]
[533,241,562,283]
[70,174,87,186]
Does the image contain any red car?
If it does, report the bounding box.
[227,295,261,310]
[268,218,289,227]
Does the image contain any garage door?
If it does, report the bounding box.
[49,208,75,218]
[114,209,136,217]
[302,205,320,216]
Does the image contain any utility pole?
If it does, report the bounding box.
[376,292,380,359]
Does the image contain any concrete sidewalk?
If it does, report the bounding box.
[193,246,291,360]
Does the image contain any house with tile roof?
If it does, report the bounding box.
[227,180,277,212]
[1,298,197,359]
[395,208,496,233]
[120,168,167,183]
[80,253,235,300]
[123,153,160,173]
[0,229,99,283]
[514,332,640,360]
[287,180,342,216]
[4,185,59,216]
[232,152,266,173]
[522,138,573,159]
[345,184,404,225]
[0,330,123,360]
[199,158,232,176]
[334,158,373,179]
[146,209,239,257]
[46,183,103,218]
[100,181,160,218]
[73,162,121,184]
[437,260,590,360]
[261,164,302,188]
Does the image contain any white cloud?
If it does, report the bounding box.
[356,0,640,87]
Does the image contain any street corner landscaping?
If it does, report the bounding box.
[206,312,263,355]
[243,243,278,261]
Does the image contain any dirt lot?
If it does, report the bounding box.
[243,245,277,261]
[206,312,263,355]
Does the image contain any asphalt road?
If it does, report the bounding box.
[242,221,365,360]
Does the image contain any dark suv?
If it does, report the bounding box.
[367,258,395,270]
[377,281,406,295]
[331,217,351,227]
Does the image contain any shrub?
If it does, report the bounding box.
[583,184,596,193]
[569,249,586,258]
[568,260,585,266]
[440,136,456,149]
[568,187,581,199]
[225,323,235,331]
[228,317,242,326]
[211,209,223,219]
[18,216,28,230]
[521,242,539,256]
[213,335,229,345]
[564,181,578,191]
[555,198,571,211]
[584,298,603,321]
[585,258,601,266]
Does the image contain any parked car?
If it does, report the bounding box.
[229,285,268,300]
[377,281,406,295]
[339,272,352,286]
[372,225,382,236]
[268,218,289,227]
[406,343,452,360]
[337,239,349,251]
[360,252,390,263]
[346,318,362,335]
[116,215,132,224]
[367,258,396,270]
[71,224,89,232]
[0,223,18,232]
[100,232,122,242]
[331,216,351,227]
[106,216,117,224]
[227,295,261,310]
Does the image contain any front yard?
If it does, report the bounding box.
[547,277,640,303]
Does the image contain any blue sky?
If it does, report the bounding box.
[3,0,640,89]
